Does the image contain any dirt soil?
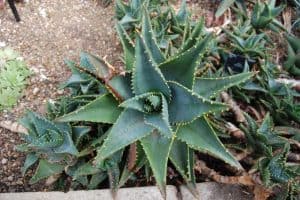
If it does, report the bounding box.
[0,0,120,192]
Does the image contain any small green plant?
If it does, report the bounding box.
[284,34,300,76]
[250,0,285,32]
[240,114,300,199]
[0,47,30,110]
[291,0,300,30]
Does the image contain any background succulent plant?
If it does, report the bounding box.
[0,47,31,110]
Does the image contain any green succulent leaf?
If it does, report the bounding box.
[193,72,253,98]
[20,111,78,155]
[57,94,122,123]
[176,0,189,24]
[116,23,135,71]
[215,0,235,17]
[160,34,213,89]
[120,92,160,113]
[144,95,173,138]
[88,173,107,189]
[96,109,154,162]
[73,162,101,180]
[176,117,242,169]
[140,130,173,198]
[21,153,39,176]
[132,36,171,98]
[29,159,64,184]
[61,60,94,89]
[180,17,205,52]
[54,123,79,155]
[107,74,134,101]
[168,81,227,123]
[72,126,91,146]
[169,140,192,181]
[80,52,111,81]
[141,10,165,64]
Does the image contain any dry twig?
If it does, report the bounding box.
[276,78,300,92]
[0,120,27,134]
[225,122,246,140]
[127,143,137,171]
[221,92,246,123]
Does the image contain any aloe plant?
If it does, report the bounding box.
[251,0,285,32]
[238,114,300,198]
[55,8,254,196]
[284,34,300,76]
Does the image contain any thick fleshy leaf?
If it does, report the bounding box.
[169,139,197,194]
[193,72,253,98]
[116,23,135,71]
[88,173,107,189]
[21,153,38,176]
[141,10,165,64]
[21,111,78,155]
[176,0,189,24]
[72,126,91,146]
[215,0,235,17]
[170,142,198,197]
[160,34,212,89]
[80,52,111,81]
[61,59,94,89]
[29,159,64,184]
[73,162,101,180]
[57,94,122,123]
[140,130,173,198]
[108,162,121,194]
[120,92,158,113]
[176,117,242,169]
[132,36,171,98]
[144,95,173,138]
[96,109,154,161]
[107,74,134,101]
[168,81,227,123]
[54,123,79,155]
[180,18,205,52]
[169,140,190,180]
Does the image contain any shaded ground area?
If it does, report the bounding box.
[0,0,120,192]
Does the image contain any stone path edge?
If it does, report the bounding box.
[0,182,258,200]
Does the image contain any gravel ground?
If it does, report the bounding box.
[0,0,120,192]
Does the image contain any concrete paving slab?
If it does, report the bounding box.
[0,185,179,200]
[180,182,253,200]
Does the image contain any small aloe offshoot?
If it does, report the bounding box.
[284,34,300,76]
[57,9,253,198]
[18,111,78,184]
[251,0,285,32]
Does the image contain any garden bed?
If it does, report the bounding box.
[0,0,299,199]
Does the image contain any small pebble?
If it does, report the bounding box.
[7,176,14,181]
[1,158,8,165]
[33,87,40,95]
